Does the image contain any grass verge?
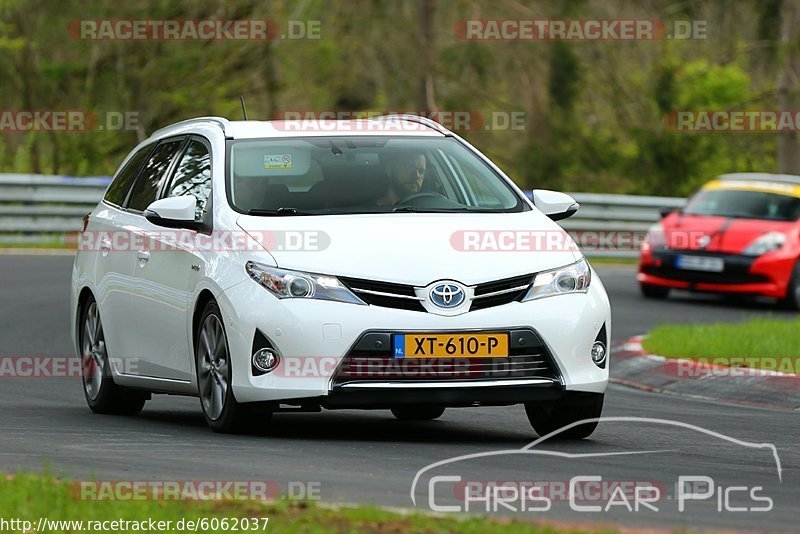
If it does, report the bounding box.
[0,241,72,250]
[0,472,614,534]
[642,317,800,374]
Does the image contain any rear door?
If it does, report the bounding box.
[131,137,213,380]
[90,144,154,372]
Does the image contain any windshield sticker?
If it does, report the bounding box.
[704,179,800,198]
[264,154,293,169]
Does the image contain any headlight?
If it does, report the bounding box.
[522,258,591,301]
[245,261,365,304]
[642,223,666,251]
[743,232,786,256]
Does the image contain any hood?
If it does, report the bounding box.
[662,212,796,254]
[236,211,579,285]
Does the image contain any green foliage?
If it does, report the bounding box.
[0,0,787,195]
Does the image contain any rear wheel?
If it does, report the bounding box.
[391,406,445,421]
[525,393,604,439]
[779,262,800,310]
[640,284,670,299]
[196,301,266,433]
[80,297,147,415]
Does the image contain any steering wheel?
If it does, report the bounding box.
[396,192,446,205]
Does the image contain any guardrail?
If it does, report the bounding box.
[0,175,110,242]
[0,174,686,256]
[563,193,686,258]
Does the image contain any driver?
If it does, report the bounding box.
[376,151,427,206]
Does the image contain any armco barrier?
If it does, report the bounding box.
[0,174,686,255]
[0,175,110,242]
[563,193,685,258]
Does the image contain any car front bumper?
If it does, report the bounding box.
[217,277,611,404]
[638,249,795,299]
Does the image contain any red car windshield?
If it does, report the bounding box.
[684,189,800,222]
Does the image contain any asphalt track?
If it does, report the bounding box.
[0,255,797,531]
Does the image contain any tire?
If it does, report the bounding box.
[525,393,604,439]
[80,297,147,415]
[195,300,263,433]
[779,262,800,310]
[391,406,445,421]
[640,284,670,299]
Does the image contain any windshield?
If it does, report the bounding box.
[684,188,800,221]
[226,136,527,215]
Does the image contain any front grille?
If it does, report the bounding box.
[331,329,560,386]
[471,274,533,311]
[339,273,534,313]
[646,251,766,285]
[338,277,426,312]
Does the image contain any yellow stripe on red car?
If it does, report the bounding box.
[703,179,800,198]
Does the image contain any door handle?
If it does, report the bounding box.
[99,238,111,254]
[137,250,150,266]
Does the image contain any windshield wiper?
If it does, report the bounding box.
[392,206,501,213]
[247,207,313,216]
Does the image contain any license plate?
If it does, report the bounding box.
[393,333,509,358]
[676,255,724,272]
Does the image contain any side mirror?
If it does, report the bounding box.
[659,207,679,218]
[531,189,579,221]
[144,196,200,230]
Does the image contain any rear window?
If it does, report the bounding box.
[226,136,525,215]
[103,145,153,207]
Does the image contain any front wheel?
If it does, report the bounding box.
[80,297,147,415]
[391,406,445,421]
[525,393,604,439]
[196,301,266,433]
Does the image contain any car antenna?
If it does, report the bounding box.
[240,96,248,120]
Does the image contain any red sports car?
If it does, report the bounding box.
[638,173,800,309]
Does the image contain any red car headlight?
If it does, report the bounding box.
[743,231,787,256]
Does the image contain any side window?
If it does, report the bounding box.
[165,139,212,220]
[126,139,185,212]
[103,145,153,206]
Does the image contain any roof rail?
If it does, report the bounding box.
[718,172,800,186]
[151,116,233,138]
[370,113,450,134]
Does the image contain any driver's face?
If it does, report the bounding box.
[391,155,426,195]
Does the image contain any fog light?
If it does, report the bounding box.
[252,348,280,373]
[591,341,606,366]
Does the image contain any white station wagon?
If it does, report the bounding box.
[71,115,610,436]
